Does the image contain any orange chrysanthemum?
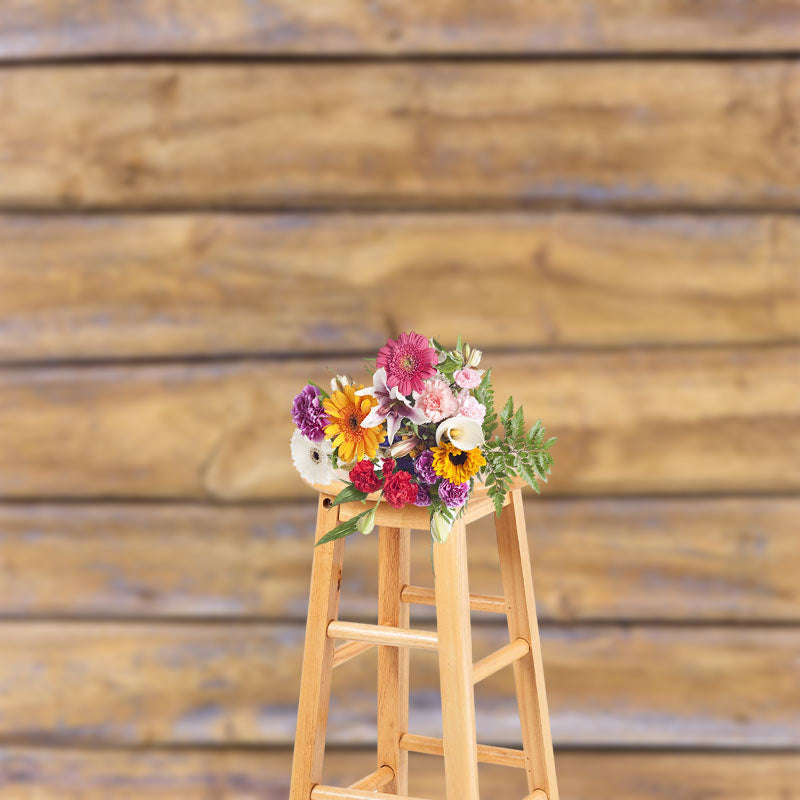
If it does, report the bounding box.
[323,384,383,463]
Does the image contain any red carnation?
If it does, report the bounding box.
[349,459,384,493]
[383,470,418,509]
[381,458,396,479]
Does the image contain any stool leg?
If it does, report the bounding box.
[377,526,411,794]
[433,519,480,800]
[289,496,345,800]
[495,490,559,800]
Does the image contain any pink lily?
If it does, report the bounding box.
[356,368,428,443]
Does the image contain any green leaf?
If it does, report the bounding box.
[500,396,514,428]
[308,381,329,399]
[512,406,525,439]
[314,514,363,545]
[330,484,369,506]
[437,355,462,377]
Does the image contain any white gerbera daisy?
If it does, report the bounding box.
[290,430,336,485]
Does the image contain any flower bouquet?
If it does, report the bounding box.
[290,332,555,544]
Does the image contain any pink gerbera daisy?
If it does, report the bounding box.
[376,332,438,395]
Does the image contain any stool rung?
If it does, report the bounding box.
[332,640,375,668]
[327,620,438,651]
[348,765,394,790]
[400,584,507,614]
[311,786,430,800]
[399,733,527,769]
[524,791,548,800]
[472,637,530,684]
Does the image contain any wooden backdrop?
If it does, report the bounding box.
[1,2,799,798]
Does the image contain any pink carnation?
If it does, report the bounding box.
[454,368,484,389]
[457,391,486,423]
[416,377,458,423]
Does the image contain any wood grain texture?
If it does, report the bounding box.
[495,490,558,797]
[3,1,800,58]
[289,496,343,800]
[376,526,410,794]
[1,347,797,499]
[2,63,800,210]
[432,519,480,799]
[0,622,796,747]
[4,496,799,621]
[0,748,798,800]
[2,212,799,361]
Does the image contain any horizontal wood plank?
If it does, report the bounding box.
[0,747,798,800]
[0,347,797,499]
[2,212,799,361]
[3,1,800,58]
[2,63,800,210]
[0,622,796,747]
[1,497,798,621]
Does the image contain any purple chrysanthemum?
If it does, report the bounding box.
[438,479,470,509]
[292,384,329,442]
[414,484,432,507]
[414,450,437,485]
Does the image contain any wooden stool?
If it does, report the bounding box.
[289,484,558,800]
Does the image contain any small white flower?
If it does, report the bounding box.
[435,415,485,451]
[356,506,377,536]
[431,512,453,543]
[466,348,482,368]
[290,430,336,485]
[330,374,350,393]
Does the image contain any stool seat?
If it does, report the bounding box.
[303,476,527,530]
[289,486,559,800]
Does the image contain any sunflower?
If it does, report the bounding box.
[431,442,486,484]
[323,384,383,462]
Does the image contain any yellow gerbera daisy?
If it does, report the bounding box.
[323,384,383,463]
[431,443,486,484]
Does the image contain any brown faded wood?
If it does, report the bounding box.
[496,491,558,798]
[432,520,479,800]
[3,497,799,621]
[2,63,800,210]
[4,1,800,58]
[0,622,794,747]
[0,747,798,800]
[289,497,343,800]
[1,347,798,499]
[377,527,410,794]
[2,212,799,362]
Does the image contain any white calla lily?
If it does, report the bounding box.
[435,415,484,451]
